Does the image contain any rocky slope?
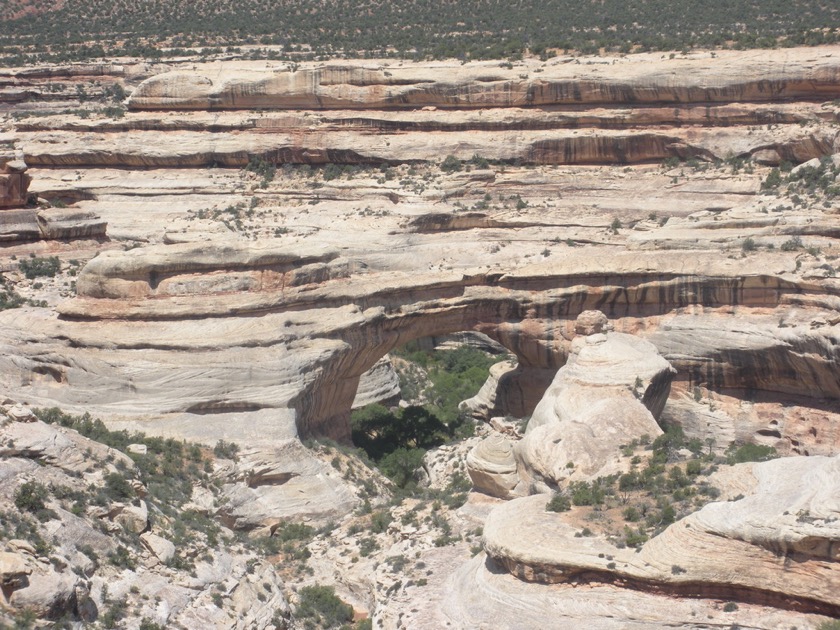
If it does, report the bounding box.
[0,402,294,629]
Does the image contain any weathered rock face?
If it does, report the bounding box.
[5,239,840,446]
[35,207,106,240]
[127,50,840,111]
[526,315,676,431]
[483,454,840,616]
[14,118,839,169]
[0,150,30,208]
[466,434,519,498]
[0,408,133,474]
[0,206,107,242]
[352,355,400,409]
[0,402,294,629]
[1,48,835,174]
[467,311,675,496]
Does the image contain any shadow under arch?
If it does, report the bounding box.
[288,268,825,441]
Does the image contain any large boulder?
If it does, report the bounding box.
[466,434,519,499]
[514,311,675,490]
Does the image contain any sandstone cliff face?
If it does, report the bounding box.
[127,50,840,111]
[2,48,836,173]
[13,119,839,169]
[466,311,676,497]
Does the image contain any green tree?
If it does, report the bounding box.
[295,585,353,628]
[14,481,48,513]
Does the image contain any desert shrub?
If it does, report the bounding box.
[651,425,686,464]
[213,439,240,460]
[761,167,782,190]
[469,154,490,169]
[19,256,60,279]
[245,156,276,183]
[546,492,571,512]
[295,585,353,628]
[781,236,803,251]
[624,526,649,548]
[569,480,605,506]
[440,155,462,173]
[275,521,315,542]
[322,163,343,180]
[378,447,426,488]
[104,472,135,501]
[0,275,24,310]
[685,459,703,476]
[726,443,778,464]
[623,506,641,522]
[107,546,136,570]
[14,482,49,513]
[100,598,128,628]
[369,510,392,534]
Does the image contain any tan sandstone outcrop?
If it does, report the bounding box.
[127,49,840,111]
[468,311,675,496]
[483,454,840,616]
[2,45,840,629]
[0,150,30,208]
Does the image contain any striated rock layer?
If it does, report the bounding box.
[0,231,836,456]
[2,45,840,630]
[127,49,840,111]
[0,149,30,208]
[483,454,840,616]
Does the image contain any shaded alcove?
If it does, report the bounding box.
[291,305,572,441]
[288,271,840,443]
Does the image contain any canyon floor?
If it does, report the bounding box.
[0,46,839,629]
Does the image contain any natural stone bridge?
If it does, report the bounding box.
[2,240,835,447]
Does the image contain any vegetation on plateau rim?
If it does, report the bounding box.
[545,424,778,549]
[0,0,839,65]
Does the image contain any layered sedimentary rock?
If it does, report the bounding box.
[483,454,840,615]
[35,208,107,240]
[2,45,840,630]
[4,239,839,447]
[127,49,840,111]
[0,206,106,241]
[465,434,519,498]
[352,355,400,409]
[412,553,830,629]
[14,118,839,169]
[0,149,30,208]
[0,47,835,172]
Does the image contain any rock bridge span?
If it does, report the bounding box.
[2,240,835,444]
